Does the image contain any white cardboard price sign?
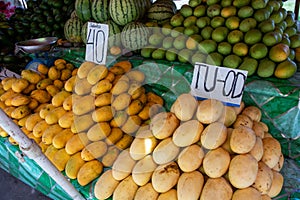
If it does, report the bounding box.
[191,63,248,107]
[85,22,109,65]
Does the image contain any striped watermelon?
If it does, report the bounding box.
[121,22,150,51]
[147,0,176,25]
[109,0,141,26]
[75,0,92,22]
[64,16,83,43]
[147,2,176,25]
[81,21,89,44]
[153,0,177,13]
[106,20,122,47]
[91,0,110,23]
[135,0,153,20]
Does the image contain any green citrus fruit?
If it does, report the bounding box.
[223,54,243,69]
[249,43,268,59]
[218,42,232,55]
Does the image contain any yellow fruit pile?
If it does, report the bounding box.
[0,58,163,186]
[94,93,284,200]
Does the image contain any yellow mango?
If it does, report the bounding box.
[37,63,49,75]
[115,134,133,150]
[11,105,31,119]
[64,76,76,92]
[25,113,43,131]
[87,122,111,142]
[44,144,59,162]
[36,78,53,90]
[21,69,42,84]
[126,99,144,115]
[87,65,108,85]
[45,106,66,125]
[42,124,63,145]
[30,89,51,104]
[32,120,49,138]
[39,104,56,119]
[11,78,29,93]
[77,160,103,186]
[1,77,16,91]
[58,111,74,128]
[65,152,86,179]
[52,148,71,171]
[94,92,112,107]
[28,98,39,111]
[111,93,131,110]
[72,95,95,115]
[105,127,124,145]
[48,66,61,80]
[91,79,112,95]
[74,78,93,96]
[63,94,81,111]
[71,114,94,133]
[81,141,108,161]
[65,132,90,155]
[77,61,96,79]
[60,68,72,81]
[0,89,17,102]
[11,94,31,106]
[92,106,115,122]
[51,90,71,107]
[45,85,60,97]
[22,83,36,94]
[102,146,120,167]
[52,128,74,149]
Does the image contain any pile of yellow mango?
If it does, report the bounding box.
[0,58,163,186]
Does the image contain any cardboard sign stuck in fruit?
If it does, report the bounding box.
[191,63,248,107]
[85,22,109,65]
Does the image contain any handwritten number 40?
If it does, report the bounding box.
[86,28,106,63]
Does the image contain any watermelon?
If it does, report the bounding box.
[135,0,153,20]
[121,22,150,51]
[147,2,176,25]
[64,16,83,43]
[75,0,92,22]
[153,0,177,13]
[109,0,141,26]
[91,0,110,23]
[106,20,122,47]
[81,21,89,44]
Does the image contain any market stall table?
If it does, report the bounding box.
[0,55,299,200]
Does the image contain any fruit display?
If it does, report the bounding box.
[0,58,287,199]
[0,0,299,199]
[0,58,164,187]
[9,0,74,42]
[141,0,299,79]
[93,93,285,200]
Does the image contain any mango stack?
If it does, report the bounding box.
[0,58,163,187]
[94,93,285,200]
[142,0,300,79]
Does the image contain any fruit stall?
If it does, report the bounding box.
[0,0,299,200]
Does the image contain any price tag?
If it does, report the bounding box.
[85,22,109,65]
[191,63,248,107]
